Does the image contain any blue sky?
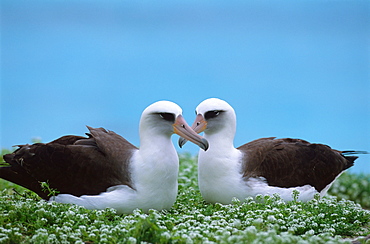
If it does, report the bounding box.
[1,1,369,173]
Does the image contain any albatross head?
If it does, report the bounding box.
[179,98,237,148]
[140,101,209,151]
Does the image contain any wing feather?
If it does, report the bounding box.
[1,127,138,199]
[238,138,353,191]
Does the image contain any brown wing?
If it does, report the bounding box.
[238,137,356,192]
[1,126,137,199]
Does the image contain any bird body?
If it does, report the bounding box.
[198,136,353,204]
[180,98,360,204]
[1,101,208,213]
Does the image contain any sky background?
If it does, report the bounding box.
[1,1,369,173]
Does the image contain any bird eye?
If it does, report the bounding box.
[159,113,175,122]
[204,110,221,120]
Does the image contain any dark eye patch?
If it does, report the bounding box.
[159,113,175,122]
[204,110,222,120]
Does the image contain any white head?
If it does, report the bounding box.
[140,101,209,150]
[179,98,237,149]
[195,98,236,136]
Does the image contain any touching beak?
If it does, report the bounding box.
[178,114,207,148]
[173,114,209,151]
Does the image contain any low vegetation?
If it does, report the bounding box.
[0,150,369,243]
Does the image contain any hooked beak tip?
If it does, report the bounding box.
[178,137,187,148]
[200,138,209,151]
[178,137,208,151]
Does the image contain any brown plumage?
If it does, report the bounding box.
[1,126,135,199]
[238,137,357,192]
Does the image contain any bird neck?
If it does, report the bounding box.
[137,132,179,189]
[139,131,175,155]
[204,131,236,153]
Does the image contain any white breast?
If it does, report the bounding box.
[129,148,179,212]
[198,147,247,204]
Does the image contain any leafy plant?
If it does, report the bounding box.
[40,181,60,197]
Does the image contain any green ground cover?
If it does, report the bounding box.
[0,151,369,243]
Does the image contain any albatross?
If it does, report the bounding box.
[1,101,208,214]
[179,98,363,204]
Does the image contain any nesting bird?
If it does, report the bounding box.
[180,98,362,204]
[1,101,208,214]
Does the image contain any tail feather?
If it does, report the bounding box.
[343,156,357,170]
[341,151,367,171]
[341,150,368,155]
